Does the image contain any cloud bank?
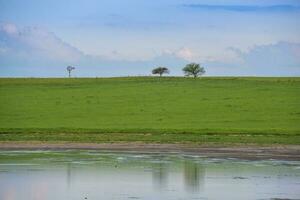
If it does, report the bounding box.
[0,23,300,77]
[207,42,300,76]
[0,23,84,64]
[182,4,300,12]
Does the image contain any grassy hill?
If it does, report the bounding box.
[0,77,299,145]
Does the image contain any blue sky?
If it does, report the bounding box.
[0,0,300,77]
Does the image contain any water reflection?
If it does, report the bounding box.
[0,151,299,200]
[152,158,168,191]
[184,160,205,192]
[66,163,72,189]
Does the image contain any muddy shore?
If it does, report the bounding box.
[1,142,300,160]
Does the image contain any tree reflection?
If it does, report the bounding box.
[67,163,72,189]
[152,160,168,191]
[184,160,205,192]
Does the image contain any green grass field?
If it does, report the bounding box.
[0,77,299,145]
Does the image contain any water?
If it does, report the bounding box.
[0,150,299,200]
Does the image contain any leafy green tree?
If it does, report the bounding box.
[152,67,170,77]
[182,63,205,78]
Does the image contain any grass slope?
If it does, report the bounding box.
[0,77,299,144]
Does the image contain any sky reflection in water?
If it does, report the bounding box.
[0,150,299,200]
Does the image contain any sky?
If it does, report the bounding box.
[0,0,300,77]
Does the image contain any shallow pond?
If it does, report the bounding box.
[0,150,299,200]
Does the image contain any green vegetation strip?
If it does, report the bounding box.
[0,77,299,145]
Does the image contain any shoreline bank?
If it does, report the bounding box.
[1,142,300,160]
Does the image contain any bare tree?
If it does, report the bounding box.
[67,66,75,78]
[182,63,205,78]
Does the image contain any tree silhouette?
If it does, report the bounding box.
[152,67,170,77]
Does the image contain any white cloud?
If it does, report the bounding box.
[162,47,205,63]
[232,41,300,68]
[174,47,195,61]
[0,22,84,63]
[1,22,299,76]
[1,23,18,34]
[161,46,244,65]
[206,41,300,76]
